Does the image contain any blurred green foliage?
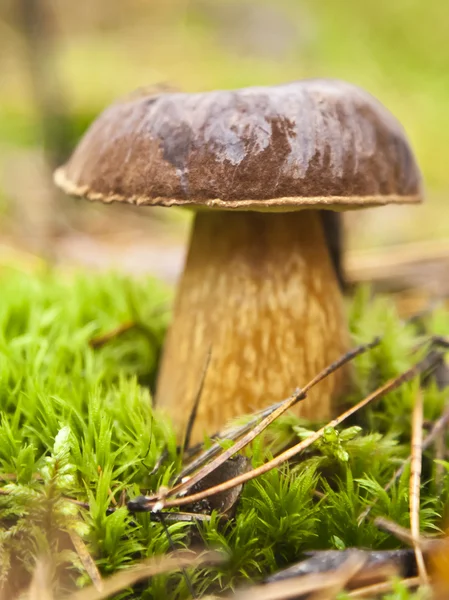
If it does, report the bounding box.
[1,0,449,189]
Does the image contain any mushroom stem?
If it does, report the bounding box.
[156,210,351,444]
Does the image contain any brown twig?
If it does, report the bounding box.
[346,576,422,598]
[374,517,438,552]
[176,399,287,484]
[374,517,417,545]
[142,348,440,510]
[179,321,443,483]
[410,388,428,584]
[152,337,381,505]
[358,402,449,524]
[89,303,168,350]
[89,321,137,348]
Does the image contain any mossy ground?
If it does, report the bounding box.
[1,267,448,598]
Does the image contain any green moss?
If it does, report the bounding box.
[0,269,447,598]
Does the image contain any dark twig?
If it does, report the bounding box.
[142,344,438,511]
[183,348,212,452]
[146,447,168,477]
[64,496,211,522]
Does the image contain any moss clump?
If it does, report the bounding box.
[0,268,448,598]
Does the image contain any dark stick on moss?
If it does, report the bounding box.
[63,495,211,522]
[142,342,440,511]
[182,348,212,453]
[151,337,381,506]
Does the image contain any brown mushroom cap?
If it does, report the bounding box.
[54,79,423,210]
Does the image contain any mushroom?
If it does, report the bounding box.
[54,79,423,444]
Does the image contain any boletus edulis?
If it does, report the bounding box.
[54,79,423,444]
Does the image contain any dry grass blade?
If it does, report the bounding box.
[142,349,441,510]
[358,403,449,523]
[346,576,422,598]
[231,553,366,600]
[27,558,54,600]
[66,550,223,600]
[148,338,381,505]
[69,530,103,592]
[410,388,428,584]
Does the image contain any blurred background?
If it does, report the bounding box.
[1,0,448,285]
